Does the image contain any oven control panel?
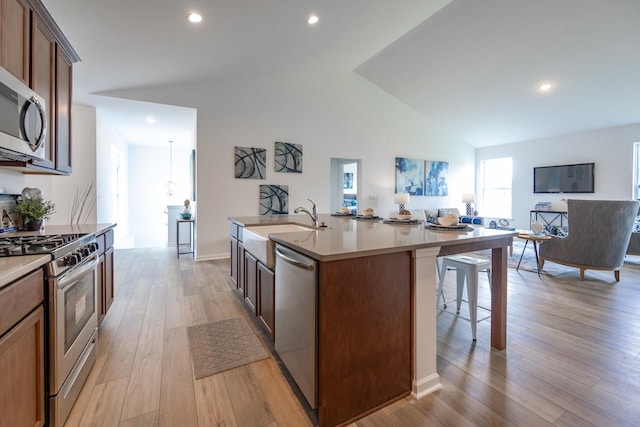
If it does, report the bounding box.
[62,242,99,266]
[46,233,99,277]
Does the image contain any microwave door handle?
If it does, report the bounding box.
[57,255,99,290]
[21,96,48,152]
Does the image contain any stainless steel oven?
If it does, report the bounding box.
[46,235,99,427]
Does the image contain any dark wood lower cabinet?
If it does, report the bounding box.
[244,251,258,313]
[0,306,45,427]
[97,229,115,324]
[230,238,238,287]
[0,269,46,427]
[257,262,275,340]
[103,246,114,313]
[237,241,245,296]
[236,243,275,340]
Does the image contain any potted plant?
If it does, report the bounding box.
[14,197,56,231]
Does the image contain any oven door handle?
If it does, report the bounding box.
[57,255,99,290]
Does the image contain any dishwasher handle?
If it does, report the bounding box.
[275,247,315,271]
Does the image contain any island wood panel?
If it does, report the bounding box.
[437,236,512,350]
[318,251,412,427]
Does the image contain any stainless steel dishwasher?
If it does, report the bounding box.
[274,243,318,408]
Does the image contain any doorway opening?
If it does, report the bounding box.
[330,158,361,214]
[95,99,196,249]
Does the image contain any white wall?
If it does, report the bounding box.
[104,71,476,259]
[127,144,193,246]
[49,104,97,225]
[0,104,97,227]
[476,123,640,229]
[0,166,32,196]
[96,110,129,244]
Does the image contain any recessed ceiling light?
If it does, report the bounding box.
[187,12,202,23]
[307,15,319,25]
[538,83,552,92]
[145,116,156,124]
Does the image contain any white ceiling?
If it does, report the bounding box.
[41,0,640,148]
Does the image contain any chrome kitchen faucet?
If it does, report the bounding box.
[294,199,318,228]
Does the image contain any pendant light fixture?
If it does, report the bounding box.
[166,140,176,196]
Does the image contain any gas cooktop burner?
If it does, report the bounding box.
[0,234,84,256]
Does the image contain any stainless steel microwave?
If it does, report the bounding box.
[0,66,47,161]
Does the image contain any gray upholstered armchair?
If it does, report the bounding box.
[539,199,640,281]
[625,206,640,255]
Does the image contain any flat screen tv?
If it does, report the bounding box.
[533,162,595,194]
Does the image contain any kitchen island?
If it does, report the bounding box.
[229,214,516,427]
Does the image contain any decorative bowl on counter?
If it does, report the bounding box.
[437,215,458,226]
[396,214,412,221]
[362,208,375,217]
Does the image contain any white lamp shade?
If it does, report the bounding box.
[461,193,475,203]
[394,193,410,205]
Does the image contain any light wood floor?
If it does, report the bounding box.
[65,248,640,427]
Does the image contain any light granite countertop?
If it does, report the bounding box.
[0,254,50,289]
[230,214,516,262]
[1,223,116,238]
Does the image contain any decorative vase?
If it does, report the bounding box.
[26,219,43,231]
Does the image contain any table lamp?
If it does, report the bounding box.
[461,193,475,216]
[394,193,410,212]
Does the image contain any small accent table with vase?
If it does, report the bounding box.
[516,232,551,276]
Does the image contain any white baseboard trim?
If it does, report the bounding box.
[411,373,442,400]
[195,254,230,262]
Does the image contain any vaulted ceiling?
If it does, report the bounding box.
[42,0,640,147]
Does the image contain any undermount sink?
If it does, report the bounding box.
[243,223,316,268]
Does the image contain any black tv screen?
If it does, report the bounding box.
[533,163,594,194]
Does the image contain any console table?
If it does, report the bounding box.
[530,210,568,231]
[177,219,195,257]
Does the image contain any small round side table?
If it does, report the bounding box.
[516,233,551,276]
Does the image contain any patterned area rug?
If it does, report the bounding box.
[187,317,270,379]
[474,239,575,276]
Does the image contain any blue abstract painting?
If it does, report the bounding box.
[235,146,266,179]
[425,161,449,196]
[274,141,303,173]
[260,185,289,215]
[395,157,424,196]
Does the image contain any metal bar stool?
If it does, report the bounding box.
[437,254,491,341]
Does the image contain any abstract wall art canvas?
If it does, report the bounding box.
[425,160,449,196]
[259,185,289,215]
[274,141,303,173]
[395,157,424,196]
[235,146,266,179]
[343,172,353,189]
